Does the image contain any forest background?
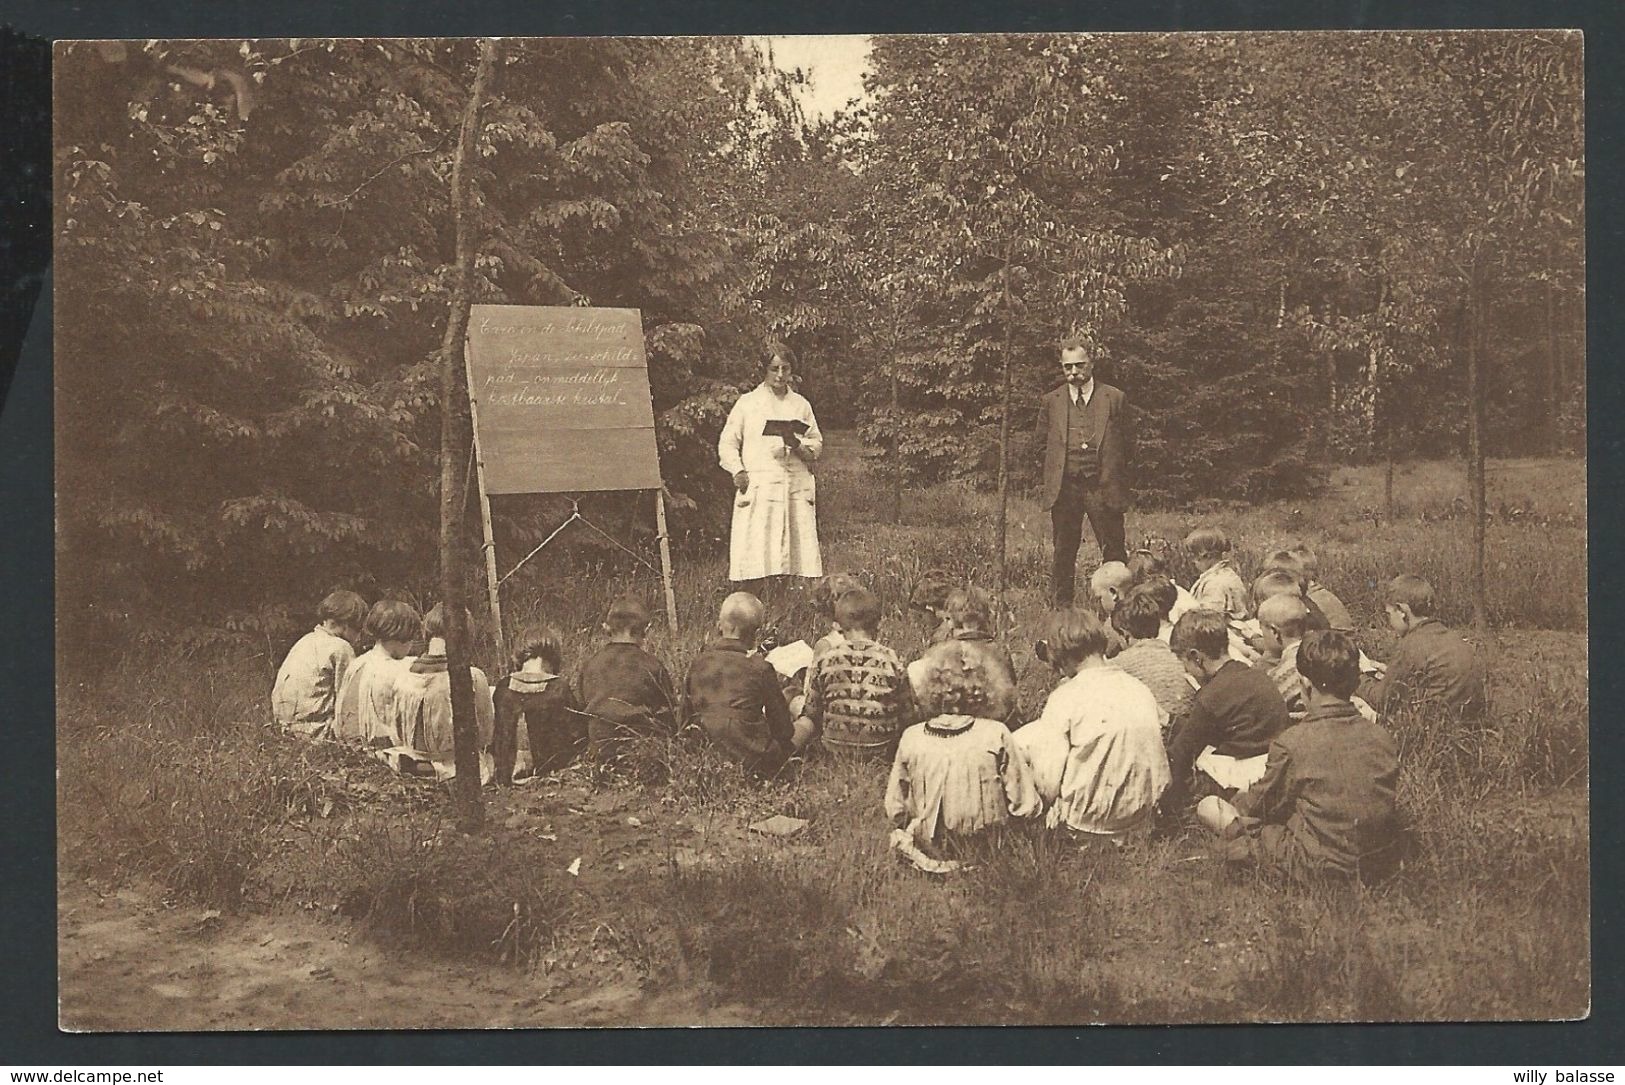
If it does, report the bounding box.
[53,33,1584,650]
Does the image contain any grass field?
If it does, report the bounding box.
[56,436,1589,1027]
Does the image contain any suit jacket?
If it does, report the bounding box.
[1037,381,1130,510]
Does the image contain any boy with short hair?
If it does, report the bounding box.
[1256,594,1381,724]
[811,572,866,657]
[1254,593,1313,715]
[1197,630,1400,881]
[334,599,421,747]
[803,587,916,759]
[1110,587,1192,731]
[391,603,496,780]
[1185,527,1249,622]
[272,589,368,738]
[1164,608,1290,809]
[1369,575,1487,724]
[578,595,679,764]
[683,592,801,775]
[1254,563,1331,632]
[1087,561,1133,657]
[1288,543,1355,633]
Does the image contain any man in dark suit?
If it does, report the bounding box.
[1037,335,1130,605]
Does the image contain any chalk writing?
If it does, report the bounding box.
[466,305,662,494]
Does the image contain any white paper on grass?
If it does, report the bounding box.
[765,640,816,678]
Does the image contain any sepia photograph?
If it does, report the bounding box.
[53,30,1587,1030]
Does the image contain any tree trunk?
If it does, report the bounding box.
[1465,269,1489,633]
[889,305,903,525]
[995,247,1015,600]
[1376,275,1395,523]
[438,38,497,832]
[1383,440,1396,523]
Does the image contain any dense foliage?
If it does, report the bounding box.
[56,38,791,641]
[54,33,1583,639]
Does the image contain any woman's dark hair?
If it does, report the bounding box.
[765,343,798,368]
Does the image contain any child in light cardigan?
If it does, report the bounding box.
[390,603,496,781]
[886,639,1040,853]
[272,589,368,739]
[333,599,421,747]
[1185,527,1249,622]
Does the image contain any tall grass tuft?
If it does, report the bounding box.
[57,655,340,908]
[327,817,575,967]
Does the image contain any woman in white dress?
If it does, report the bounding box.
[717,346,824,587]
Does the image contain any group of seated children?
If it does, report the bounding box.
[878,529,1485,879]
[271,526,1489,883]
[271,591,680,781]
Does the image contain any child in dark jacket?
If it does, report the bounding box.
[1198,630,1401,881]
[683,592,800,775]
[1165,608,1290,808]
[578,596,678,765]
[493,624,583,784]
[1368,574,1487,725]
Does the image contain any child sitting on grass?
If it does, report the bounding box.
[1164,609,1289,810]
[802,587,916,760]
[684,591,803,776]
[1254,562,1331,633]
[885,639,1040,854]
[1368,574,1487,725]
[1087,561,1134,657]
[1014,608,1169,841]
[578,596,679,766]
[1185,527,1250,622]
[1128,540,1198,627]
[1132,574,1182,643]
[493,624,583,784]
[334,599,421,747]
[1256,594,1382,724]
[1287,543,1355,633]
[811,572,866,658]
[907,587,1020,726]
[272,589,368,739]
[391,603,496,781]
[1109,587,1192,733]
[909,569,958,646]
[1197,630,1400,882]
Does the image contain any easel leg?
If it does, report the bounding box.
[464,347,505,664]
[655,490,678,634]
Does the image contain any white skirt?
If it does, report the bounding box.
[729,472,822,580]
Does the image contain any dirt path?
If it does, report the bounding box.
[58,876,756,1031]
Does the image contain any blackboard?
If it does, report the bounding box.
[466,305,662,494]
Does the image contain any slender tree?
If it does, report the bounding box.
[438,38,496,830]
